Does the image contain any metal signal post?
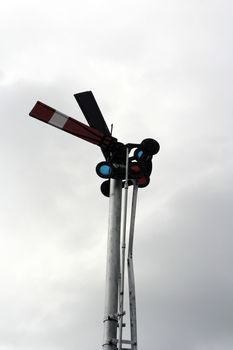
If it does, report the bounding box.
[103,179,122,350]
[29,91,160,350]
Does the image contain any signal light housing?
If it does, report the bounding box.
[96,161,126,180]
[96,162,113,178]
[128,159,152,187]
[141,138,160,155]
[96,138,159,195]
[101,180,110,197]
[136,176,150,188]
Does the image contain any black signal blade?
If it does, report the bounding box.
[74,91,111,136]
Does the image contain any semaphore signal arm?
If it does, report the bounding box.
[29,100,117,150]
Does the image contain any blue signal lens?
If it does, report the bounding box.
[137,150,144,159]
[99,165,112,176]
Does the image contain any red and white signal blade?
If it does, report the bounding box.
[29,101,116,148]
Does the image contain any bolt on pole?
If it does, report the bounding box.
[103,179,122,350]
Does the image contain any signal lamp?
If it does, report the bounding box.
[137,176,150,188]
[129,163,143,178]
[96,162,113,178]
[141,138,160,155]
[101,180,110,197]
[134,148,144,160]
[130,164,141,173]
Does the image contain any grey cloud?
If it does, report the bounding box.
[0,0,233,349]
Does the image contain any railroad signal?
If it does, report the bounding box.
[30,100,159,194]
[29,91,160,350]
[96,139,158,190]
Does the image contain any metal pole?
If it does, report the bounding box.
[118,148,129,350]
[103,179,122,350]
[128,184,138,350]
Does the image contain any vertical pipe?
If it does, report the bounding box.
[128,185,138,258]
[128,184,138,350]
[103,179,122,350]
[118,148,129,350]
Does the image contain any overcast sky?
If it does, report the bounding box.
[0,0,233,349]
